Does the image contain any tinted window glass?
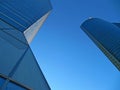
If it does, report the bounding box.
[6,82,27,90]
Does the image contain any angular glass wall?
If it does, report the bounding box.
[81,18,120,70]
[0,0,52,32]
[0,0,52,90]
[12,48,50,90]
[0,19,27,76]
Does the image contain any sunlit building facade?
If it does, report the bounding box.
[0,0,52,90]
[81,18,120,71]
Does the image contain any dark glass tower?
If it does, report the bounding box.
[0,0,52,90]
[81,18,120,71]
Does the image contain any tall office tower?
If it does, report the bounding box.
[0,0,52,90]
[81,18,120,71]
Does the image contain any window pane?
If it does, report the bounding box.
[12,48,50,90]
[6,82,27,90]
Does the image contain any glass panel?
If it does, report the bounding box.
[0,31,27,75]
[12,48,50,90]
[0,0,52,32]
[0,19,28,45]
[6,82,26,90]
[0,18,29,76]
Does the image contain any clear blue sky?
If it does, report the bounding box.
[31,0,120,90]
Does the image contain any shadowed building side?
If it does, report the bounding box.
[81,18,120,71]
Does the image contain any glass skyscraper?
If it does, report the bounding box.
[81,18,120,71]
[0,0,52,90]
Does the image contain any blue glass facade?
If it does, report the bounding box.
[0,0,52,90]
[0,0,52,32]
[81,18,120,71]
[6,82,26,90]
